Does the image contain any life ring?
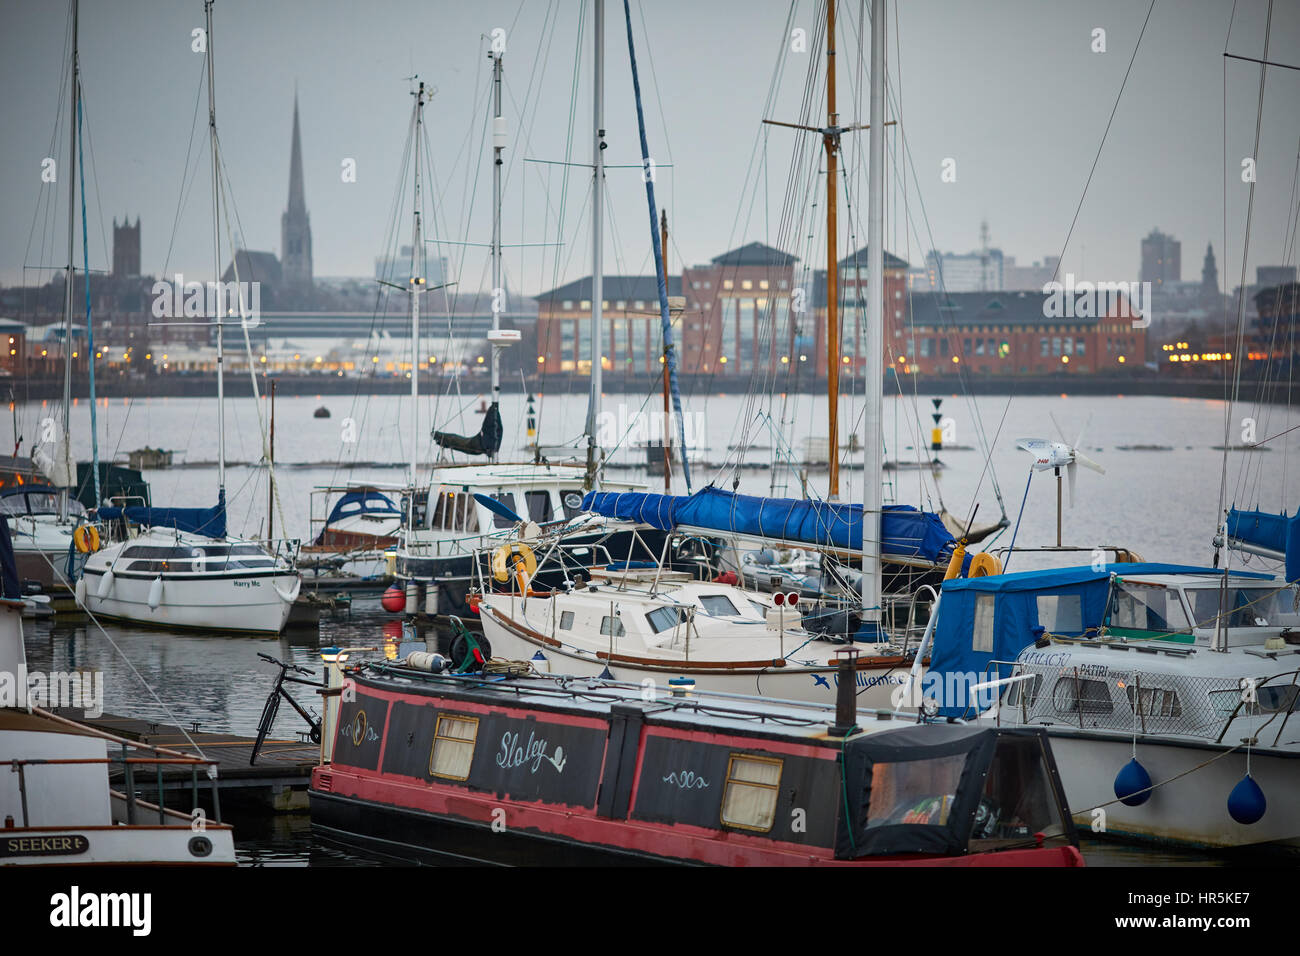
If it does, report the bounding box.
[492,542,537,583]
[968,552,1002,577]
[74,525,101,554]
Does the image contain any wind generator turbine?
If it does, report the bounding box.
[1015,426,1105,547]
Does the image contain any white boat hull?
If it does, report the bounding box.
[81,568,298,634]
[478,603,911,711]
[1038,730,1300,849]
[1,821,236,866]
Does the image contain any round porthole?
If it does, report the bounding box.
[188,836,213,857]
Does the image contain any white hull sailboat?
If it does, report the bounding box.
[73,0,300,634]
[79,528,299,635]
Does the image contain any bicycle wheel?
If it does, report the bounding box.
[251,688,283,766]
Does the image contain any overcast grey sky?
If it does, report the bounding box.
[2,0,1298,296]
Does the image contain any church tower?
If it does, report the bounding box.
[1200,242,1219,313]
[280,93,313,291]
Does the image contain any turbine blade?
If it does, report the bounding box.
[1076,451,1106,475]
[1067,460,1077,507]
[1049,411,1068,444]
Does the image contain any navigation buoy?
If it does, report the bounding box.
[381,585,406,613]
[1113,758,1153,807]
[1227,774,1266,825]
[314,406,331,419]
[147,575,163,610]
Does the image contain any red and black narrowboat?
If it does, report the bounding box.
[309,659,1084,866]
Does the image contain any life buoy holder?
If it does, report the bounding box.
[968,552,1003,577]
[74,525,101,554]
[492,542,537,583]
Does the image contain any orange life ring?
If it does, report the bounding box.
[74,525,101,554]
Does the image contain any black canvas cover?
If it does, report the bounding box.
[433,402,503,457]
[835,724,1010,859]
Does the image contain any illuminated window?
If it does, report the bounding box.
[721,754,782,832]
[429,714,479,780]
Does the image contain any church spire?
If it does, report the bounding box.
[288,91,305,215]
[281,90,313,291]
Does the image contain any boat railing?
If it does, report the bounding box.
[364,659,928,727]
[266,536,302,566]
[986,544,1146,570]
[891,584,938,655]
[985,659,1300,746]
[14,708,223,828]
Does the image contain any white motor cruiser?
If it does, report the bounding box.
[476,564,916,709]
[913,562,1300,850]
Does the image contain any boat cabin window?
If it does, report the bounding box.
[195,544,276,570]
[972,594,995,652]
[1124,684,1182,718]
[1050,676,1113,715]
[122,544,196,573]
[1035,593,1083,634]
[721,754,782,832]
[1185,586,1298,629]
[969,736,1071,850]
[525,490,554,523]
[1004,673,1042,710]
[0,491,63,516]
[866,753,967,828]
[486,492,518,529]
[647,605,686,634]
[559,611,575,630]
[430,491,480,533]
[599,615,625,637]
[559,490,586,520]
[1209,683,1300,718]
[403,491,429,530]
[698,594,740,617]
[1107,582,1192,638]
[428,714,478,781]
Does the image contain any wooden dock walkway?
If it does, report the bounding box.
[51,709,320,813]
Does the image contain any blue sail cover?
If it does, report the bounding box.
[96,499,227,538]
[583,486,961,564]
[1227,507,1300,582]
[325,490,400,526]
[926,563,1273,717]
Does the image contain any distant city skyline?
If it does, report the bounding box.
[2,0,1298,299]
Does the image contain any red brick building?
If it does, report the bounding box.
[903,290,1147,375]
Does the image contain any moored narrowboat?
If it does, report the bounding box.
[309,656,1084,866]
